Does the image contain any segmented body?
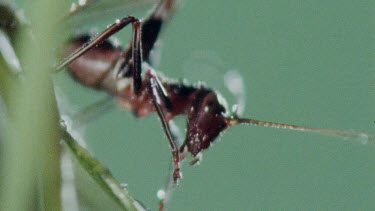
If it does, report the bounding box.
[66,35,230,157]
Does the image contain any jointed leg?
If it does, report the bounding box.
[58,0,177,95]
[71,96,115,129]
[55,16,142,82]
[131,21,142,94]
[158,120,183,211]
[146,70,181,183]
[147,69,172,111]
[116,0,177,91]
[141,0,177,61]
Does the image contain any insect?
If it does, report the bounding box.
[56,0,373,210]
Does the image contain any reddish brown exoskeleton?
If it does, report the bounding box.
[57,0,371,209]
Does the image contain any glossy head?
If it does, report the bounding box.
[184,90,229,157]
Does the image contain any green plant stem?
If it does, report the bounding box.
[62,129,142,211]
[1,0,64,210]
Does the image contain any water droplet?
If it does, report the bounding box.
[204,106,209,112]
[78,0,86,6]
[119,183,128,189]
[59,118,67,129]
[359,133,369,145]
[70,3,77,12]
[157,189,165,200]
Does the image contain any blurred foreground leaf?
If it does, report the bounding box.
[62,130,145,210]
[0,1,145,210]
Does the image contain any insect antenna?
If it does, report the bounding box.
[225,117,374,144]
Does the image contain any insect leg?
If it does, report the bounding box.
[116,0,177,94]
[56,16,142,82]
[132,20,142,94]
[70,96,116,129]
[158,120,183,211]
[145,70,180,183]
[141,0,176,62]
[145,68,172,111]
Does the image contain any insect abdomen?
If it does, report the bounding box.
[64,35,122,92]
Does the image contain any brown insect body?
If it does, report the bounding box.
[66,35,230,158]
[65,35,123,92]
[117,76,229,157]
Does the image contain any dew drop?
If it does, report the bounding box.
[59,116,69,129]
[359,133,369,145]
[204,106,209,112]
[119,183,128,190]
[78,0,86,6]
[70,3,77,12]
[157,189,166,200]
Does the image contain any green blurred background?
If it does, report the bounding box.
[14,0,375,210]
